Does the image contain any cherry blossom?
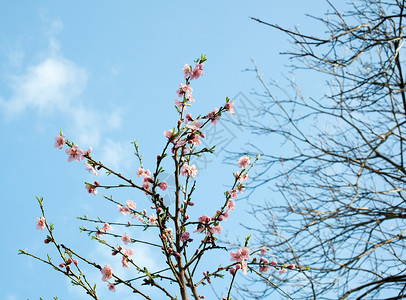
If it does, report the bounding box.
[122,248,134,268]
[121,233,131,245]
[101,264,113,281]
[108,283,116,292]
[158,182,168,191]
[54,135,65,149]
[186,121,203,131]
[238,156,250,169]
[84,163,98,176]
[126,200,136,209]
[65,145,85,162]
[183,64,191,79]
[118,205,131,216]
[36,217,46,230]
[190,63,204,80]
[181,164,198,178]
[101,223,112,232]
[85,183,98,195]
[208,108,220,125]
[149,214,157,225]
[181,232,190,242]
[225,100,235,114]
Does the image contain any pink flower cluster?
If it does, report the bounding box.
[229,247,250,275]
[101,264,113,281]
[122,248,134,268]
[85,180,99,195]
[183,63,204,81]
[181,164,198,178]
[54,135,66,149]
[36,217,46,230]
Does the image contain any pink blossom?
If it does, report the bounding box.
[143,181,151,191]
[241,261,248,275]
[118,205,131,216]
[65,145,85,162]
[84,147,92,156]
[181,232,190,242]
[108,283,116,292]
[174,139,187,149]
[36,217,46,230]
[185,113,193,123]
[230,247,250,262]
[260,247,267,255]
[186,121,203,131]
[101,223,112,232]
[181,164,198,178]
[260,257,269,264]
[149,214,157,225]
[198,215,212,224]
[183,64,191,79]
[190,63,204,80]
[163,130,173,139]
[176,83,193,98]
[158,182,168,191]
[122,248,134,268]
[137,168,151,177]
[279,268,287,275]
[238,185,245,193]
[101,264,113,281]
[240,247,250,260]
[235,171,249,182]
[124,200,135,210]
[188,133,201,146]
[54,135,65,149]
[230,189,238,198]
[85,183,98,195]
[84,163,98,176]
[238,156,250,169]
[225,101,234,114]
[227,198,236,211]
[209,224,222,235]
[175,98,186,110]
[259,266,270,273]
[208,108,220,125]
[121,233,131,245]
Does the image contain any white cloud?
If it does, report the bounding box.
[98,139,134,171]
[0,19,131,169]
[1,56,87,117]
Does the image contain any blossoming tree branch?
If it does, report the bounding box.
[20,55,299,300]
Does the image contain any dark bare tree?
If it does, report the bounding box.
[234,0,406,299]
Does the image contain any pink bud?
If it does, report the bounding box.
[94,180,100,186]
[67,257,73,264]
[270,260,277,266]
[229,268,236,275]
[73,259,78,265]
[66,265,71,272]
[59,263,65,268]
[236,264,241,270]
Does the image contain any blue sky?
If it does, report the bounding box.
[0,1,328,299]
